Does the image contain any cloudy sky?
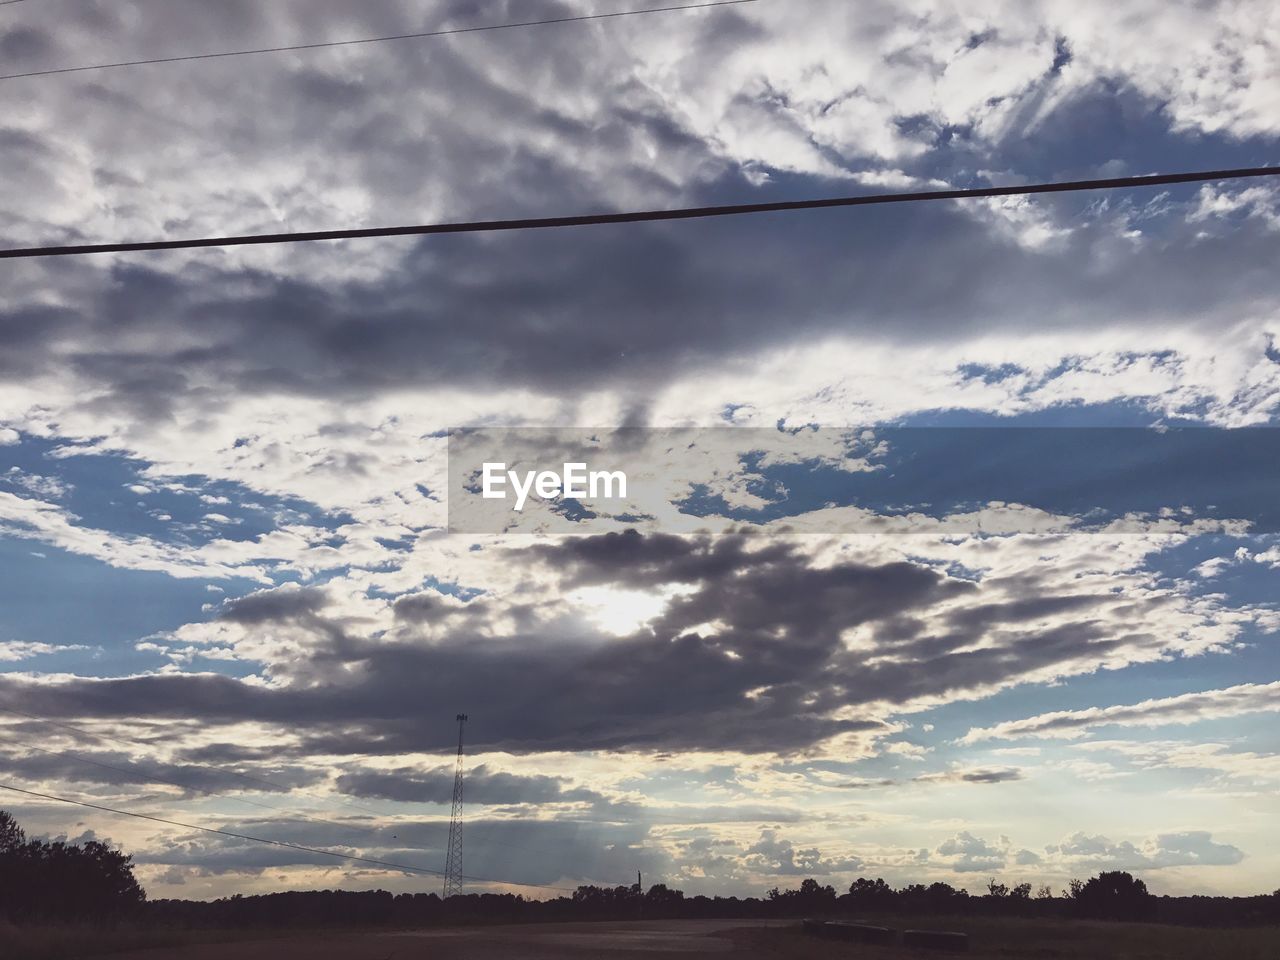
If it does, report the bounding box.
[1,0,1279,901]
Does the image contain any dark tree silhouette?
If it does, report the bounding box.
[0,809,23,851]
[1072,871,1153,920]
[847,876,896,910]
[766,878,838,914]
[0,810,145,923]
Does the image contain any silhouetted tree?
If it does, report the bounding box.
[847,876,895,910]
[0,810,23,852]
[1073,871,1153,920]
[764,878,837,915]
[0,810,144,923]
[645,883,685,912]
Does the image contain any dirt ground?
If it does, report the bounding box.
[103,919,786,960]
[70,916,1280,960]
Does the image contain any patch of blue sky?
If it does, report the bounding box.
[1146,534,1280,605]
[1,434,350,549]
[0,537,261,679]
[674,422,1280,531]
[726,87,1278,231]
[910,82,1279,186]
[423,577,485,602]
[373,531,418,553]
[615,764,741,799]
[903,630,1280,754]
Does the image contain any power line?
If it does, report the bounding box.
[0,706,345,814]
[0,0,759,82]
[1,166,1274,261]
[0,705,388,820]
[0,781,582,893]
[0,730,388,842]
[0,709,575,864]
[0,707,619,870]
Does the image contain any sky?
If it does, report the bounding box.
[1,0,1279,902]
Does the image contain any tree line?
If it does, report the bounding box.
[2,810,1277,929]
[147,874,1280,929]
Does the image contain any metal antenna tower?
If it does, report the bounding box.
[442,713,468,898]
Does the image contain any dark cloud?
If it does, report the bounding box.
[391,592,490,625]
[956,768,1023,784]
[527,531,796,587]
[0,533,1169,756]
[9,192,1280,419]
[0,743,321,795]
[0,0,1276,430]
[335,763,602,806]
[219,586,330,624]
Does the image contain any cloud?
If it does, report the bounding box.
[0,641,90,662]
[2,527,1259,768]
[0,491,272,581]
[1,467,70,500]
[934,832,1009,873]
[1047,831,1243,870]
[1,530,1240,757]
[961,682,1280,743]
[335,764,603,806]
[1072,740,1280,786]
[743,828,863,876]
[914,767,1025,785]
[0,740,322,795]
[0,1,1278,456]
[133,814,666,889]
[929,828,1245,875]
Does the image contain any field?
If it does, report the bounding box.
[6,916,1280,960]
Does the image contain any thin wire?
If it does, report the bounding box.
[0,707,617,869]
[0,730,390,842]
[2,166,1275,260]
[0,781,583,893]
[0,0,759,81]
[0,705,390,820]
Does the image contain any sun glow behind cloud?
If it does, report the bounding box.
[569,585,696,637]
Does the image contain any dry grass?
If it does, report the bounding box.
[5,916,1279,959]
[0,922,264,960]
[733,915,1280,959]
